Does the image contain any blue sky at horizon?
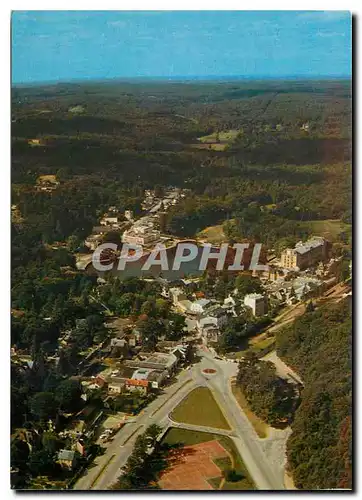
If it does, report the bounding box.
[12,11,352,84]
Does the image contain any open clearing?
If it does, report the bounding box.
[197,222,231,244]
[160,428,255,490]
[301,219,351,242]
[198,129,240,143]
[233,336,276,359]
[170,387,230,430]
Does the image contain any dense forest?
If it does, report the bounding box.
[12,80,351,250]
[276,299,352,489]
[236,353,298,426]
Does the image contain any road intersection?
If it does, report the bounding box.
[74,347,288,491]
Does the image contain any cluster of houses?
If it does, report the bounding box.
[83,187,188,252]
[150,235,339,343]
[84,206,129,251]
[259,236,340,306]
[122,187,188,248]
[162,283,268,343]
[92,342,190,396]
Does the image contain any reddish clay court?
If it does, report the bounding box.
[158,440,229,490]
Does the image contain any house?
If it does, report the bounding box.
[224,295,236,308]
[124,210,134,221]
[197,316,218,332]
[244,294,268,317]
[107,377,126,394]
[84,234,103,250]
[76,439,86,456]
[110,338,127,348]
[177,299,193,314]
[128,366,167,390]
[190,298,211,315]
[292,277,323,300]
[223,295,238,316]
[124,351,180,375]
[127,334,137,347]
[95,375,108,389]
[125,378,149,395]
[75,405,103,434]
[122,226,160,246]
[201,325,220,344]
[92,226,113,235]
[99,215,120,226]
[169,287,187,305]
[197,310,228,331]
[110,342,129,360]
[57,449,76,469]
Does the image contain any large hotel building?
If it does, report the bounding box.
[280,237,328,270]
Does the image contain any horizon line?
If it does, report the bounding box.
[12,74,352,87]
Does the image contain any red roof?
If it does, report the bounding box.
[126,378,149,388]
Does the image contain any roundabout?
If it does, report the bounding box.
[202,368,217,375]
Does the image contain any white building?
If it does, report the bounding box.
[292,277,323,300]
[177,300,193,313]
[196,314,227,332]
[190,298,211,315]
[169,287,187,305]
[124,210,134,221]
[244,293,268,317]
[84,234,102,250]
[122,227,160,246]
[100,216,119,226]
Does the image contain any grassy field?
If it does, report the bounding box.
[231,383,269,439]
[234,336,275,359]
[197,223,229,244]
[161,428,255,490]
[198,129,240,143]
[301,219,351,242]
[170,387,230,430]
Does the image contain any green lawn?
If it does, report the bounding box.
[197,224,227,244]
[198,129,240,143]
[170,387,230,430]
[234,337,275,359]
[161,428,255,490]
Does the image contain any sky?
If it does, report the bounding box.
[11,10,352,83]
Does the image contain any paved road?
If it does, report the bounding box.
[74,347,287,491]
[195,351,286,490]
[74,369,198,490]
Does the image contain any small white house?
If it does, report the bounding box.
[124,210,134,221]
[100,216,119,226]
[190,298,211,315]
[169,288,187,305]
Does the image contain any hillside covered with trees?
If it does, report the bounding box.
[276,299,352,489]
